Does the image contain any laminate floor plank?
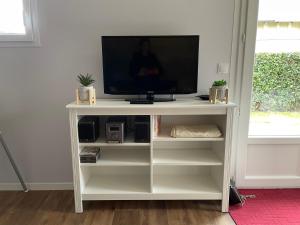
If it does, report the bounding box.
[60,193,86,225]
[30,191,74,225]
[0,191,234,225]
[112,210,141,225]
[83,201,115,225]
[140,201,169,225]
[1,191,48,225]
[0,192,29,224]
[0,192,21,216]
[166,201,193,225]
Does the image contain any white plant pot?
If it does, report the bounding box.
[79,86,93,101]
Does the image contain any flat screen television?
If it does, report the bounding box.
[101,35,199,101]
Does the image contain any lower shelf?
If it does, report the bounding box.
[83,175,150,196]
[82,174,222,200]
[153,174,222,199]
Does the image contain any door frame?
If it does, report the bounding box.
[234,0,300,188]
[234,0,259,187]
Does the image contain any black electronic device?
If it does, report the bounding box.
[134,116,150,142]
[106,122,124,143]
[197,95,209,100]
[80,147,101,163]
[130,99,154,104]
[101,35,199,101]
[107,116,127,134]
[78,116,100,142]
[106,116,127,143]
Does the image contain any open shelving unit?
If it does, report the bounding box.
[67,99,236,213]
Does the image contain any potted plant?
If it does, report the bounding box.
[212,79,227,88]
[77,73,95,101]
[210,80,228,103]
[212,79,227,92]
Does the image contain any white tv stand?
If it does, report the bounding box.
[66,99,236,213]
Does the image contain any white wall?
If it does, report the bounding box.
[237,141,300,188]
[0,0,235,185]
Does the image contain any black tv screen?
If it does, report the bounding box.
[101,35,199,95]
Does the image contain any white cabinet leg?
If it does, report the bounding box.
[69,110,83,213]
[222,200,229,213]
[75,197,83,213]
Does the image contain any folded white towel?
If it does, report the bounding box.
[170,125,222,138]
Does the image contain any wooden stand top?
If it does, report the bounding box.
[66,99,236,115]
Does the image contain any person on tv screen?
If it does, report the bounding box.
[129,38,163,79]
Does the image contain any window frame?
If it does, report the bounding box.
[0,0,40,47]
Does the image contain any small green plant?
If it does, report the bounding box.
[77,73,95,87]
[213,80,227,86]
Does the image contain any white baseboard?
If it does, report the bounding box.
[237,175,300,188]
[0,182,74,191]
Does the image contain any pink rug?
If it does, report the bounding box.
[229,189,300,225]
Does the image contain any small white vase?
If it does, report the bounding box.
[78,86,94,101]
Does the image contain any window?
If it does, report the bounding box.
[249,0,300,136]
[0,0,39,46]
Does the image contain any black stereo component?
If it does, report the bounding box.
[106,116,127,143]
[134,116,150,143]
[106,122,125,143]
[78,116,100,142]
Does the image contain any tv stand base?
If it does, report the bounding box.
[126,94,176,103]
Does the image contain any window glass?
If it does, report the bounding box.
[249,0,300,136]
[0,0,26,34]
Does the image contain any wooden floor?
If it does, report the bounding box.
[0,191,235,225]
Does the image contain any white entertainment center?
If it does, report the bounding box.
[66,99,236,213]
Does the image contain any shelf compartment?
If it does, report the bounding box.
[81,166,150,200]
[153,174,221,198]
[80,149,150,166]
[153,115,226,142]
[153,166,222,199]
[153,149,223,166]
[154,128,224,142]
[82,175,150,200]
[79,133,150,147]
